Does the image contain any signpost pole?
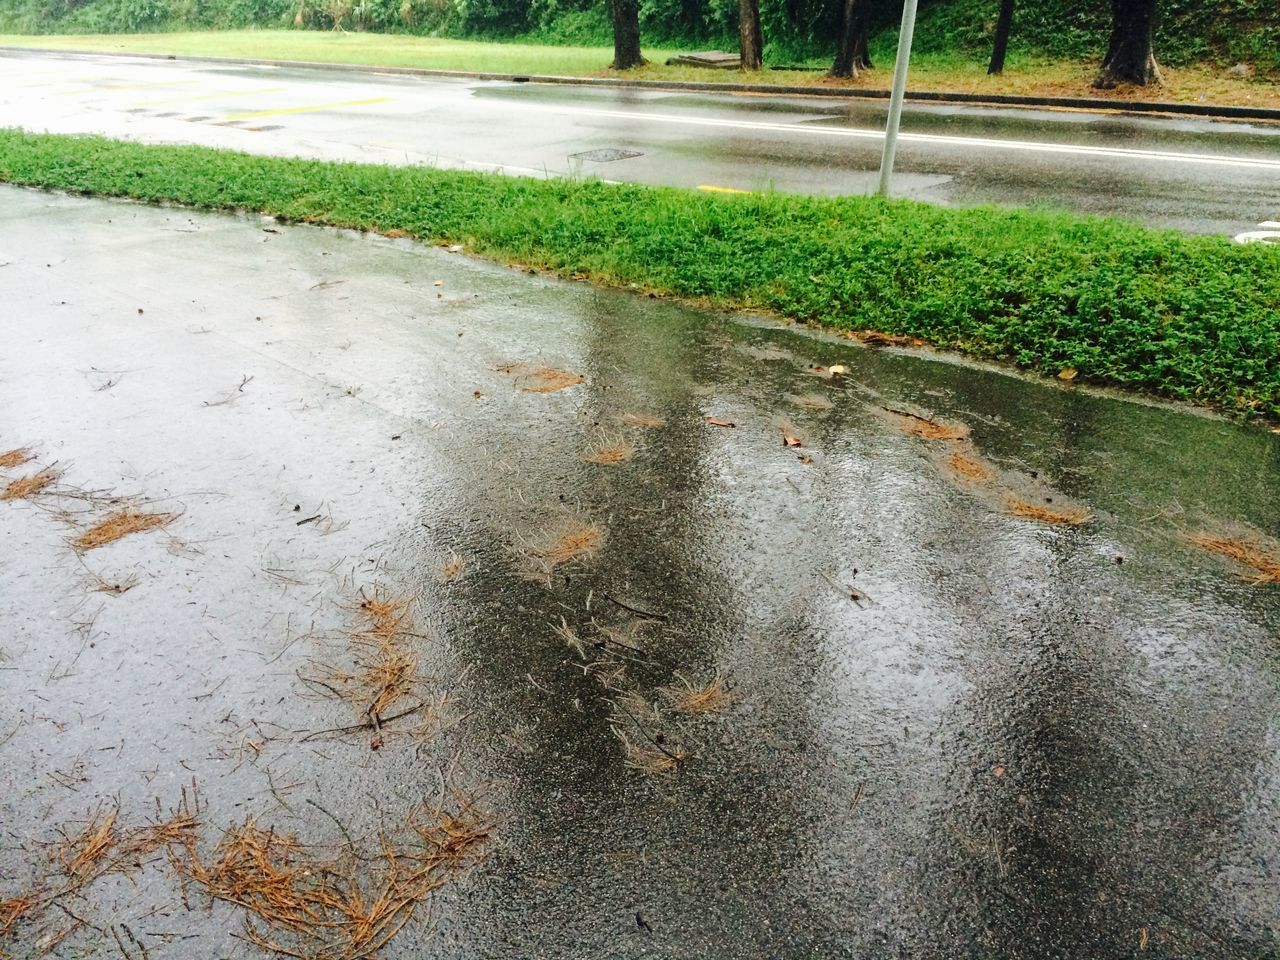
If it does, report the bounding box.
[877,0,919,198]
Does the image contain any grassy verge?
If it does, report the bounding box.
[1,127,1277,418]
[3,31,1279,111]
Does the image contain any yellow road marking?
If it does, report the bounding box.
[227,97,393,120]
[55,80,198,96]
[697,184,750,194]
[133,86,283,107]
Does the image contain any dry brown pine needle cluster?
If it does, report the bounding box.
[619,413,665,429]
[659,671,735,715]
[54,803,200,885]
[1,467,59,501]
[945,449,995,483]
[0,448,32,469]
[518,520,604,583]
[313,592,427,734]
[1190,532,1280,583]
[494,362,585,394]
[585,433,637,466]
[888,411,972,442]
[1005,497,1093,526]
[72,507,178,550]
[170,799,491,960]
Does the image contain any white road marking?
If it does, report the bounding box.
[550,106,1280,172]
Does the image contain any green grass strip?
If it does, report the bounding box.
[2,127,1278,418]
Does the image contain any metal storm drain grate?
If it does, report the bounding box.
[569,148,644,163]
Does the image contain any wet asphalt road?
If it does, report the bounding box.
[1,186,1278,958]
[2,47,1280,235]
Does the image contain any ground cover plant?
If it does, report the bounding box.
[1,127,1277,418]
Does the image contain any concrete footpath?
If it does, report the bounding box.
[0,186,1277,958]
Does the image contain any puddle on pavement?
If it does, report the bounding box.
[1,187,1278,959]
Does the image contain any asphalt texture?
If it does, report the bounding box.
[2,48,1280,236]
[1,186,1278,958]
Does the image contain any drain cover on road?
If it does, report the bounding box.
[570,148,644,163]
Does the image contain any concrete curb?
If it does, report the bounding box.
[5,43,1280,123]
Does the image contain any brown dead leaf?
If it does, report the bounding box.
[783,435,803,448]
[1058,367,1079,381]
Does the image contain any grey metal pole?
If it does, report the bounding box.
[876,0,919,198]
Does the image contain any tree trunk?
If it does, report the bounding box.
[739,0,763,71]
[829,0,872,78]
[610,0,645,70]
[987,0,1014,75]
[1092,0,1161,87]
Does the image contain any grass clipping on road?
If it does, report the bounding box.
[1,129,1278,418]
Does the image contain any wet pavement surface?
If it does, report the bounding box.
[3,48,1280,235]
[1,186,1279,959]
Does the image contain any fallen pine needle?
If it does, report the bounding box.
[1005,497,1092,526]
[945,449,995,483]
[1,467,58,501]
[620,413,665,429]
[659,671,734,715]
[495,363,585,393]
[0,895,36,938]
[72,508,177,550]
[0,448,32,469]
[1190,532,1280,583]
[585,434,637,466]
[888,411,970,442]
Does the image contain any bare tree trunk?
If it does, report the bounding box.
[610,0,645,70]
[739,0,763,71]
[987,0,1015,74]
[1092,0,1161,87]
[829,0,872,78]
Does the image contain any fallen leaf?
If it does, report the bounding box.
[433,280,444,287]
[1058,367,1078,381]
[993,764,1006,777]
[783,435,803,448]
[798,454,812,465]
[706,417,736,428]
